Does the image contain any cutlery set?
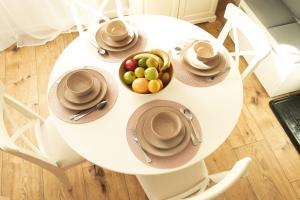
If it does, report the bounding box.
[70,100,107,121]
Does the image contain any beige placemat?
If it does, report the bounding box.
[169,40,230,87]
[48,67,118,124]
[126,100,201,169]
[90,22,148,63]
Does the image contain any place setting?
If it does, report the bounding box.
[169,39,231,87]
[88,18,147,62]
[126,100,202,168]
[48,66,118,124]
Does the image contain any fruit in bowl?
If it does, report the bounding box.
[120,49,173,94]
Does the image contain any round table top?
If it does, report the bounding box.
[48,15,243,175]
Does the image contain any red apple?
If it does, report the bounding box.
[124,59,138,71]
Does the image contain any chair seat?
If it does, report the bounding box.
[244,0,296,28]
[268,23,300,64]
[39,117,84,169]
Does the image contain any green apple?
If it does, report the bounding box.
[123,71,136,85]
[138,58,148,68]
[134,67,145,78]
[145,67,158,80]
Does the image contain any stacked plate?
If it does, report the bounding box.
[57,69,107,111]
[136,106,191,157]
[95,19,139,52]
[182,40,227,77]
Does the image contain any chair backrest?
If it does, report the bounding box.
[0,83,59,169]
[186,157,252,200]
[217,3,270,80]
[70,0,127,36]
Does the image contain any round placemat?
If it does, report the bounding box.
[48,66,118,124]
[88,22,148,63]
[169,39,231,87]
[126,100,201,169]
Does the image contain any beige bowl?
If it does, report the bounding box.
[193,40,218,62]
[119,51,174,95]
[151,111,182,141]
[66,70,94,97]
[105,19,128,42]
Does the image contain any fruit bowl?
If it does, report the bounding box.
[119,49,173,94]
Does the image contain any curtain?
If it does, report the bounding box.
[0,0,111,51]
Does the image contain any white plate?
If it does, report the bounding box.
[100,28,135,48]
[184,47,220,70]
[182,51,227,77]
[57,70,107,111]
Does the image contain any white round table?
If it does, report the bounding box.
[48,15,243,175]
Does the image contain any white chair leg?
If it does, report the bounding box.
[50,168,73,190]
[208,171,228,184]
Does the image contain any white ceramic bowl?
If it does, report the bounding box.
[105,19,128,42]
[151,111,182,141]
[193,40,218,62]
[66,70,94,97]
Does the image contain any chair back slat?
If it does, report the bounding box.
[217,3,270,81]
[185,157,252,200]
[2,100,41,152]
[70,0,110,37]
[0,83,58,168]
[115,0,124,19]
[10,119,35,142]
[3,104,18,131]
[0,83,77,189]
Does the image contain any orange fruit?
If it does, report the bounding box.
[132,78,149,94]
[148,80,161,93]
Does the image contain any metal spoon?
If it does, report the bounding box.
[86,37,109,56]
[71,100,108,121]
[180,108,201,144]
[132,133,152,163]
[69,100,107,120]
[174,46,183,51]
[98,47,109,56]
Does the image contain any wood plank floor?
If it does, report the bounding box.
[1,0,300,199]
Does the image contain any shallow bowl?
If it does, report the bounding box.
[105,19,128,42]
[150,111,182,141]
[66,70,94,97]
[193,40,219,62]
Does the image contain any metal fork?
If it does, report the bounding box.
[132,133,152,163]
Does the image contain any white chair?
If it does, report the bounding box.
[69,0,126,36]
[0,83,84,190]
[137,157,251,200]
[217,3,270,80]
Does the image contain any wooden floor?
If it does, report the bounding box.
[1,1,300,199]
